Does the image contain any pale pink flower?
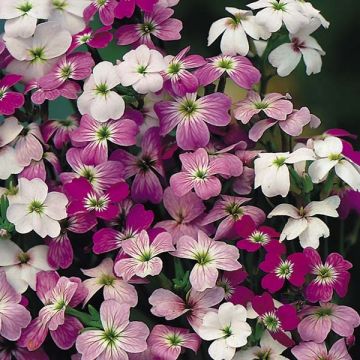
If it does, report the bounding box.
[114,230,174,281]
[76,299,149,360]
[149,287,225,331]
[173,231,241,291]
[0,240,53,293]
[148,325,201,360]
[0,271,31,341]
[82,257,138,307]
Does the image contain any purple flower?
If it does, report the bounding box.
[155,92,231,150]
[298,302,360,343]
[116,5,182,48]
[163,47,206,96]
[0,75,24,116]
[114,0,159,19]
[84,0,118,26]
[195,54,260,89]
[69,26,113,52]
[0,336,48,360]
[304,247,352,303]
[259,252,309,293]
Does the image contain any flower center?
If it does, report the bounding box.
[225,202,243,220]
[84,193,110,212]
[103,328,119,345]
[315,307,333,318]
[137,65,148,75]
[141,22,155,34]
[249,231,270,244]
[29,47,46,63]
[292,37,306,52]
[58,117,76,128]
[222,325,233,338]
[165,333,183,346]
[254,101,269,110]
[167,61,182,75]
[262,312,281,332]
[179,99,198,117]
[95,83,110,96]
[313,264,337,285]
[328,153,342,161]
[217,278,234,300]
[255,349,272,360]
[100,274,115,286]
[137,155,156,172]
[275,259,294,279]
[28,200,45,214]
[81,167,97,183]
[17,1,32,13]
[272,1,286,11]
[272,156,287,167]
[54,299,66,310]
[17,252,30,264]
[60,64,73,79]
[96,0,107,6]
[52,0,68,10]
[79,33,92,44]
[96,125,112,141]
[139,250,153,262]
[193,168,208,180]
[217,57,234,71]
[0,86,7,100]
[194,250,212,265]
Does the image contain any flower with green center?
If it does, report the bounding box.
[262,312,281,332]
[52,0,68,10]
[95,83,110,96]
[17,1,33,13]
[96,126,112,141]
[29,47,46,63]
[179,98,198,117]
[216,57,235,70]
[167,61,183,75]
[275,259,294,279]
[313,264,337,285]
[28,200,45,214]
[250,231,270,244]
[225,202,243,220]
[84,193,110,212]
[271,1,286,11]
[140,22,155,35]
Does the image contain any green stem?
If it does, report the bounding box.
[158,272,172,290]
[339,220,345,256]
[217,74,227,93]
[65,307,102,328]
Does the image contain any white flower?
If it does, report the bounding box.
[254,148,315,197]
[118,44,166,94]
[0,0,50,38]
[295,0,329,29]
[0,240,53,293]
[48,0,90,34]
[308,136,360,191]
[0,117,24,180]
[268,22,325,77]
[5,22,72,82]
[198,302,252,360]
[247,0,309,34]
[234,330,289,360]
[77,61,125,122]
[6,178,68,238]
[208,7,270,56]
[268,196,340,249]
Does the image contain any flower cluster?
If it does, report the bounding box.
[0,1,359,359]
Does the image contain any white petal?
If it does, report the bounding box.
[298,217,329,249]
[268,203,300,219]
[4,266,29,294]
[300,48,323,75]
[90,92,125,122]
[305,196,340,217]
[132,74,164,94]
[0,240,21,266]
[256,8,283,33]
[27,245,53,270]
[308,158,337,183]
[208,338,235,360]
[221,27,249,56]
[280,218,308,241]
[4,36,33,60]
[0,117,23,147]
[268,43,301,77]
[208,18,228,46]
[313,137,343,157]
[0,147,24,180]
[43,192,68,220]
[335,161,360,191]
[286,147,315,163]
[4,15,37,38]
[93,61,121,89]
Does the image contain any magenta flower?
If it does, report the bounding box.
[93,204,154,254]
[304,247,352,303]
[252,292,299,347]
[235,215,285,253]
[259,252,309,293]
[148,325,201,360]
[114,230,174,281]
[116,5,182,48]
[234,91,293,124]
[298,302,360,343]
[47,213,97,269]
[249,107,314,142]
[0,75,24,116]
[82,258,138,307]
[69,26,113,52]
[42,115,79,150]
[163,47,206,96]
[115,0,158,19]
[155,187,207,243]
[339,188,360,219]
[169,148,231,200]
[111,127,165,204]
[149,287,225,331]
[64,177,129,221]
[20,272,86,351]
[0,336,48,360]
[173,231,241,291]
[155,93,231,150]
[217,269,254,306]
[70,114,138,164]
[0,271,31,341]
[292,339,351,360]
[76,300,149,360]
[84,0,118,26]
[195,54,260,89]
[202,196,266,240]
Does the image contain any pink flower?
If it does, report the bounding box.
[69,26,113,52]
[115,0,158,19]
[19,271,86,351]
[64,177,129,221]
[298,302,360,343]
[84,0,118,26]
[169,148,232,200]
[163,46,206,96]
[234,91,293,124]
[304,248,352,303]
[148,325,201,360]
[155,93,231,150]
[235,215,285,253]
[292,339,351,360]
[0,75,24,116]
[249,107,314,142]
[75,300,149,359]
[173,231,241,291]
[252,292,299,347]
[70,114,138,164]
[93,204,154,254]
[114,230,174,280]
[111,127,165,204]
[82,258,138,307]
[0,271,31,341]
[259,252,309,293]
[155,187,206,243]
[202,196,266,240]
[195,55,260,89]
[149,287,225,331]
[116,5,182,48]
